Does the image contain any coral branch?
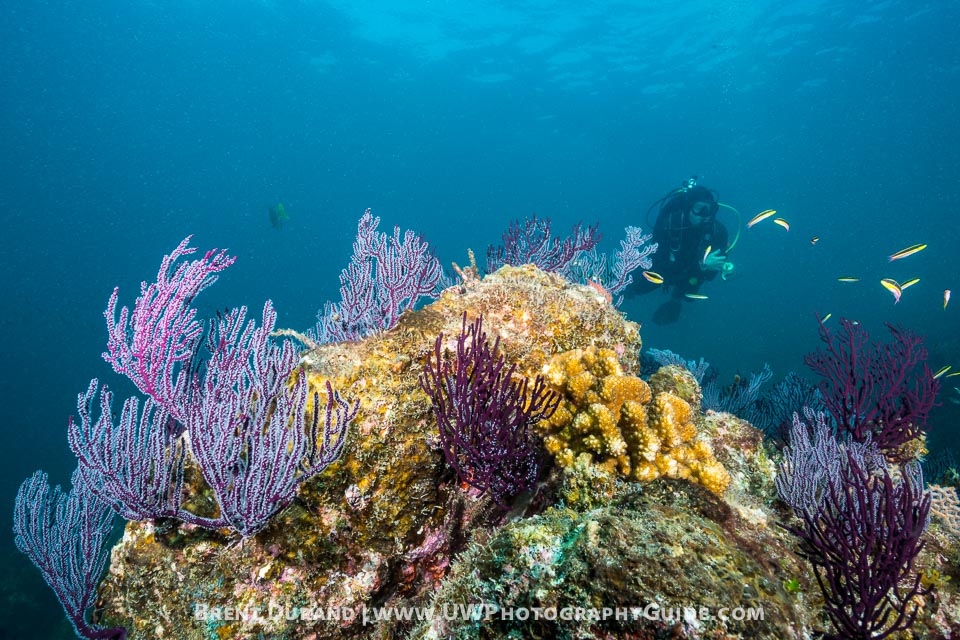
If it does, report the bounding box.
[420,313,559,506]
[67,379,209,526]
[102,236,235,421]
[187,302,356,536]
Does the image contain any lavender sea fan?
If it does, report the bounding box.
[102,235,235,420]
[186,303,357,537]
[67,380,202,525]
[315,209,442,343]
[14,469,126,640]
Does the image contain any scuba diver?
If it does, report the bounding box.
[625,177,738,325]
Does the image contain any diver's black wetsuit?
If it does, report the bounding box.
[625,191,728,324]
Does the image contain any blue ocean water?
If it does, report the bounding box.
[1,1,957,636]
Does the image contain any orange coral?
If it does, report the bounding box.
[538,347,730,495]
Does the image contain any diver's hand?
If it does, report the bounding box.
[702,249,728,271]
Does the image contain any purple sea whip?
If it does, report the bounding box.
[420,313,560,507]
[784,450,930,639]
[184,304,356,536]
[804,316,939,459]
[81,238,358,536]
[777,409,931,638]
[103,236,234,420]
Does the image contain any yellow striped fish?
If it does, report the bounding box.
[880,278,902,304]
[901,278,920,290]
[747,209,777,228]
[888,243,927,262]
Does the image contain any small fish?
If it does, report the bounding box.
[822,313,832,322]
[685,293,709,300]
[642,271,664,284]
[837,277,860,283]
[702,245,712,264]
[773,218,790,231]
[810,236,819,245]
[934,365,952,379]
[880,278,902,304]
[900,278,920,290]
[888,243,927,262]
[587,279,613,304]
[946,371,960,378]
[946,289,952,310]
[747,209,777,228]
[269,202,290,230]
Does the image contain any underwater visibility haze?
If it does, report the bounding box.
[2,0,960,638]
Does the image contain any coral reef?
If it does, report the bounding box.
[96,265,642,638]
[413,479,812,640]
[91,264,960,639]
